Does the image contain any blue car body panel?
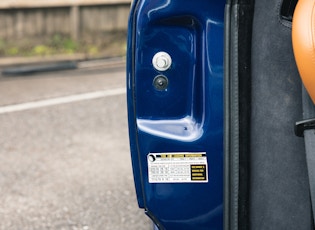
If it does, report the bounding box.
[127,0,225,229]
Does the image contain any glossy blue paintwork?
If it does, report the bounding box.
[127,0,225,229]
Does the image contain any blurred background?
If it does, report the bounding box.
[0,0,128,61]
[0,0,152,229]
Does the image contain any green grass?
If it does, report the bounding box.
[0,31,126,58]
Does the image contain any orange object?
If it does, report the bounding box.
[292,0,315,103]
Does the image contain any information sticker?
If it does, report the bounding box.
[147,152,208,183]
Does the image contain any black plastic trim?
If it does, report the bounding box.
[280,0,298,22]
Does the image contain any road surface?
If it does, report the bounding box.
[0,64,152,230]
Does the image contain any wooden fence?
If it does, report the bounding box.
[0,0,131,41]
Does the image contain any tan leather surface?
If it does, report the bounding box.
[292,0,315,103]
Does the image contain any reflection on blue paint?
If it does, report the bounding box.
[137,116,203,142]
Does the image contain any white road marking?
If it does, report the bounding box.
[0,87,126,114]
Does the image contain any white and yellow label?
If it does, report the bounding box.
[147,152,208,183]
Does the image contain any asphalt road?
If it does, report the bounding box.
[0,65,152,230]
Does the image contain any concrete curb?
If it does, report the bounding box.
[77,57,126,69]
[0,54,87,67]
[0,55,126,76]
